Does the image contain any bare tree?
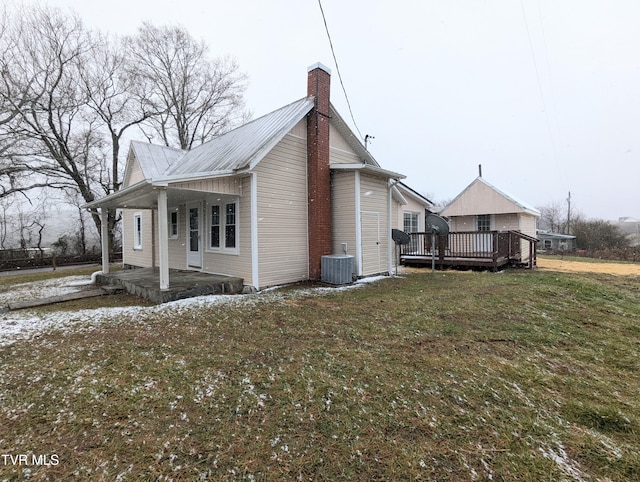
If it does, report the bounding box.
[0,5,250,257]
[124,22,249,150]
[537,201,565,232]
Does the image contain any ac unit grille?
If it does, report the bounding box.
[321,255,354,285]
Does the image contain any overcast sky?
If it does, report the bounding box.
[37,0,640,220]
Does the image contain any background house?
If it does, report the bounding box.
[440,176,540,264]
[393,182,433,233]
[537,230,576,251]
[86,63,406,292]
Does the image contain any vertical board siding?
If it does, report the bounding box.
[254,133,309,287]
[172,177,241,195]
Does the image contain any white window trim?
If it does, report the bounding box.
[403,211,420,233]
[133,212,143,250]
[169,209,179,239]
[206,197,239,255]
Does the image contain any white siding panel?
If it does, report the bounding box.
[201,176,253,283]
[254,133,309,288]
[331,171,357,273]
[125,157,145,187]
[122,208,154,267]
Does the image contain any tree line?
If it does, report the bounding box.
[0,3,248,254]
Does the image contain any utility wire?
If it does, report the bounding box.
[520,0,562,175]
[317,0,365,141]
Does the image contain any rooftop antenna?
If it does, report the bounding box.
[478,164,483,177]
[364,134,375,151]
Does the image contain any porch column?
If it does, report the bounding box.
[157,188,170,290]
[100,208,110,274]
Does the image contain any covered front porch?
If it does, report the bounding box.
[96,267,244,304]
[84,173,255,295]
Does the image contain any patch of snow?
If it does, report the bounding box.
[0,275,92,305]
[0,273,391,348]
[539,444,588,482]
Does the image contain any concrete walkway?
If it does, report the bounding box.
[95,268,244,303]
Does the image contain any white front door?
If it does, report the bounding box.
[187,203,202,268]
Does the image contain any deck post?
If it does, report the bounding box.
[100,208,110,274]
[157,188,170,290]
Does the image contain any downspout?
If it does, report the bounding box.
[388,179,401,275]
[250,172,259,290]
[354,170,362,277]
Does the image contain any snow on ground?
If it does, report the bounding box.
[0,275,94,305]
[0,273,388,348]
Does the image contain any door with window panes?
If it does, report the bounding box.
[475,214,493,254]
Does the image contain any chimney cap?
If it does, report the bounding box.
[307,62,332,75]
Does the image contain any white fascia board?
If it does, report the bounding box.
[155,170,238,185]
[83,180,154,210]
[330,163,406,180]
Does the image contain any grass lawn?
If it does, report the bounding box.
[1,268,639,480]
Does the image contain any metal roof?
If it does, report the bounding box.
[130,141,185,179]
[162,97,314,178]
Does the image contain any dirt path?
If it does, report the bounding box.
[537,257,640,276]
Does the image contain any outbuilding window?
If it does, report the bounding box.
[477,214,491,232]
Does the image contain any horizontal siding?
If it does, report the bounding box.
[331,171,357,273]
[122,209,154,267]
[255,133,309,287]
[202,176,253,282]
[330,147,361,165]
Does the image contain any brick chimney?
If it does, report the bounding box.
[307,63,332,280]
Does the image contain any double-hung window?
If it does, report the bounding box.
[208,198,238,253]
[403,212,420,233]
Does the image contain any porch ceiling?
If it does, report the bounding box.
[84,181,227,211]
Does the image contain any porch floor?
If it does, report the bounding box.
[95,268,244,304]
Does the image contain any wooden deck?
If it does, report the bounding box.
[400,231,537,270]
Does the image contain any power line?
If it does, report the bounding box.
[316,0,364,141]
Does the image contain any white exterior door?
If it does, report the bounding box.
[187,203,202,268]
[361,212,381,275]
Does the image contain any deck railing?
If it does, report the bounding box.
[400,231,536,267]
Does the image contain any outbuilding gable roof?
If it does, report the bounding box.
[441,177,540,217]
